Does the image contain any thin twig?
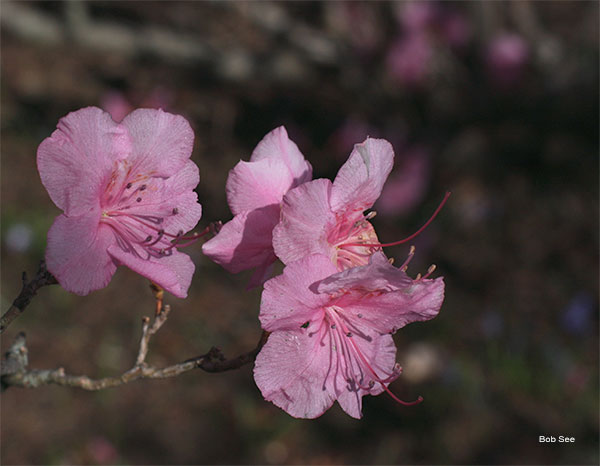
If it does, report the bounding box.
[0,261,57,334]
[1,301,269,391]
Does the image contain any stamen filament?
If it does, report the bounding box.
[341,191,451,249]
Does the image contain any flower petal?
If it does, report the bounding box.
[330,138,394,214]
[334,333,397,419]
[260,254,338,332]
[250,126,312,187]
[46,210,117,295]
[37,107,130,216]
[121,109,194,178]
[254,328,336,419]
[107,246,195,298]
[272,178,335,265]
[226,158,294,215]
[316,253,445,335]
[202,205,279,276]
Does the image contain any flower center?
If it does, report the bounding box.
[98,162,203,259]
[330,213,381,270]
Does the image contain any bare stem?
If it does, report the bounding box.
[1,300,269,391]
[0,261,57,334]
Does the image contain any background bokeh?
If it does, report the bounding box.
[1,1,598,464]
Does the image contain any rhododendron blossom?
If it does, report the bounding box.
[37,107,202,297]
[273,137,394,270]
[202,127,312,287]
[254,252,444,419]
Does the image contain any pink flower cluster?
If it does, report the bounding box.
[37,110,445,419]
[204,128,446,418]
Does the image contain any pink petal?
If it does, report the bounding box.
[107,246,195,298]
[330,138,394,214]
[37,107,130,216]
[45,210,117,295]
[317,253,445,335]
[334,333,397,419]
[201,205,279,275]
[260,254,337,332]
[120,109,194,178]
[250,126,312,187]
[254,329,336,419]
[272,179,335,265]
[226,158,293,216]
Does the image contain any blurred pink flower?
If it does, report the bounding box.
[101,87,174,123]
[375,145,431,217]
[101,91,133,123]
[38,107,202,297]
[87,436,119,464]
[273,137,394,270]
[486,33,530,86]
[254,252,445,419]
[202,127,312,288]
[386,33,432,86]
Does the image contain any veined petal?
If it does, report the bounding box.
[316,254,445,335]
[254,328,336,419]
[250,126,312,187]
[37,107,130,216]
[226,158,293,215]
[45,210,117,295]
[121,109,194,178]
[330,138,394,214]
[107,246,195,298]
[273,178,335,265]
[260,254,338,332]
[335,333,397,419]
[202,205,279,276]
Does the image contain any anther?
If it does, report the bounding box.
[331,324,337,330]
[136,197,142,202]
[139,184,147,191]
[365,211,377,220]
[415,273,422,280]
[126,182,132,189]
[388,258,395,264]
[346,332,353,337]
[144,235,152,242]
[357,313,363,318]
[172,208,179,215]
[368,380,375,389]
[421,264,436,279]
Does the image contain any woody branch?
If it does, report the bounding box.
[1,287,269,391]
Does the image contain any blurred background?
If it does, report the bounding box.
[1,1,598,464]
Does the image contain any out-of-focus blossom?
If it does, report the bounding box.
[101,87,174,123]
[202,127,312,288]
[87,436,119,464]
[5,223,33,253]
[386,33,432,87]
[561,291,596,335]
[254,252,445,419]
[329,117,376,161]
[440,12,470,49]
[396,1,438,33]
[376,145,431,217]
[38,107,202,297]
[485,34,530,87]
[101,91,133,123]
[273,138,393,270]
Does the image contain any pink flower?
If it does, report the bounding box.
[37,107,202,297]
[273,137,394,271]
[202,127,312,288]
[254,252,444,419]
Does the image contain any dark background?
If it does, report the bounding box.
[1,1,598,464]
